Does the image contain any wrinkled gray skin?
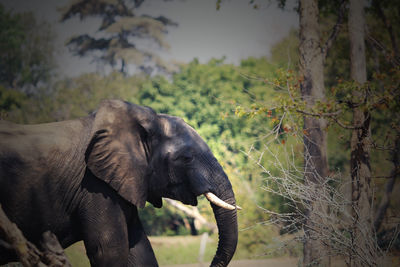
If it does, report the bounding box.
[0,100,238,267]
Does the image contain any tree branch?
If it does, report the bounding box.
[164,198,217,232]
[0,205,71,267]
[295,108,342,118]
[366,34,400,67]
[294,108,360,129]
[322,0,347,60]
[372,0,399,60]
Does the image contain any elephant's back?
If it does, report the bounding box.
[0,119,90,247]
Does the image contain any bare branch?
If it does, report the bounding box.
[371,0,399,60]
[244,143,384,266]
[164,198,217,232]
[294,108,342,118]
[322,0,347,60]
[0,204,71,267]
[366,35,400,67]
[0,204,42,266]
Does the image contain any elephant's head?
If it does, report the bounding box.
[85,100,238,266]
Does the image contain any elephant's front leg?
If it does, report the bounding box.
[127,208,158,266]
[79,190,130,266]
[81,211,130,267]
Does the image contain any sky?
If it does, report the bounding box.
[1,0,298,77]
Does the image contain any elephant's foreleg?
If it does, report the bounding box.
[79,191,130,266]
[127,209,158,266]
[82,214,129,267]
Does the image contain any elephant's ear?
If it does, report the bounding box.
[85,100,157,208]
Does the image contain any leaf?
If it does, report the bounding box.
[283,124,291,132]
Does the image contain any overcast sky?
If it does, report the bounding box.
[1,0,298,77]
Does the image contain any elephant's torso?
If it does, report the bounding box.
[0,119,94,247]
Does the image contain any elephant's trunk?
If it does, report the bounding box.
[210,195,238,267]
[190,154,238,266]
[208,174,238,267]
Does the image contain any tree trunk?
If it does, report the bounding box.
[299,0,329,265]
[374,136,399,232]
[348,0,377,266]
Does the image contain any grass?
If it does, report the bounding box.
[64,235,218,266]
[150,235,218,265]
[64,242,90,267]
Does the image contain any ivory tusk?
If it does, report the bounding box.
[204,192,242,211]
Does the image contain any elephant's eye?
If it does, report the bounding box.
[182,155,194,163]
[174,154,194,164]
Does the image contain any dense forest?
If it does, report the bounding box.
[1,0,399,266]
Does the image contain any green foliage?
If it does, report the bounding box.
[132,57,299,254]
[0,85,26,119]
[140,202,191,236]
[136,57,278,161]
[269,29,299,70]
[10,72,146,123]
[0,4,55,122]
[0,4,25,88]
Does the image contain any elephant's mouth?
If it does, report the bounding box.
[165,182,198,206]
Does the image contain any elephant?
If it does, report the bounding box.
[0,100,239,267]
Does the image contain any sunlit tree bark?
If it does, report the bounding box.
[348,0,377,265]
[299,0,329,265]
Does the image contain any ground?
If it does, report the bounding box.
[64,236,300,267]
[162,258,298,267]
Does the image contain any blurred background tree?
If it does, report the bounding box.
[59,0,177,75]
[0,3,55,118]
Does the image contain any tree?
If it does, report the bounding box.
[269,28,299,70]
[0,4,56,119]
[368,0,400,67]
[366,1,400,241]
[298,0,333,264]
[0,5,55,93]
[59,0,177,74]
[348,0,377,265]
[226,0,400,265]
[0,4,25,89]
[218,1,346,264]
